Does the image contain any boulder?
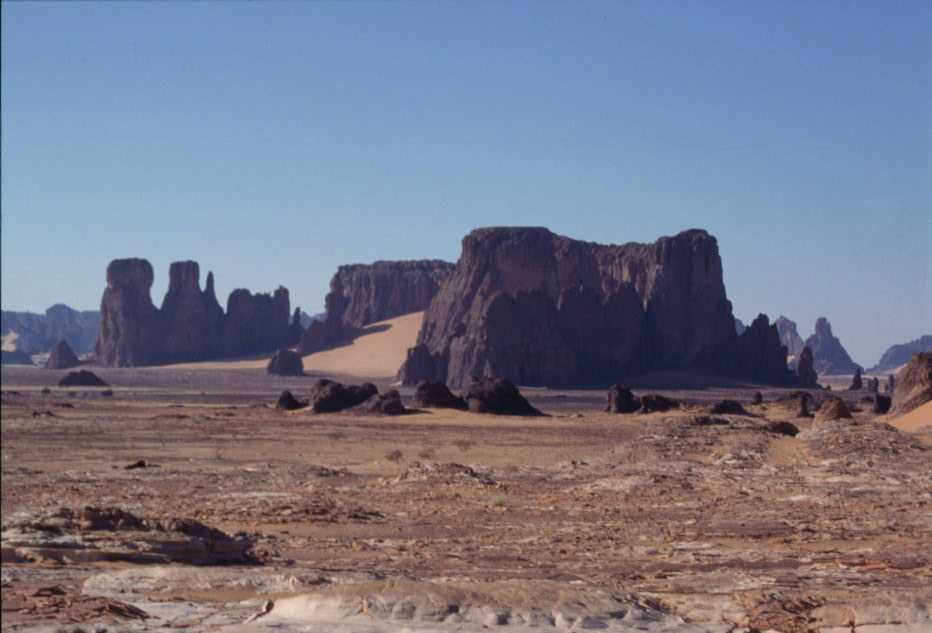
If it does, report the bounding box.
[803,317,861,375]
[849,368,863,391]
[267,349,304,376]
[400,227,789,388]
[752,392,764,405]
[606,385,640,414]
[639,394,679,414]
[276,390,307,411]
[861,393,891,415]
[311,381,378,413]
[710,400,749,415]
[767,420,800,436]
[891,352,932,415]
[358,390,406,415]
[45,340,80,370]
[815,396,852,422]
[464,377,542,416]
[795,346,818,388]
[413,381,467,410]
[59,370,108,387]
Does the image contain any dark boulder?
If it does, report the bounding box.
[795,346,818,388]
[311,381,378,413]
[796,394,812,418]
[639,394,679,414]
[752,392,764,405]
[606,385,640,414]
[464,377,542,416]
[59,370,108,387]
[45,340,80,370]
[358,390,406,415]
[767,420,800,436]
[710,400,749,415]
[413,381,467,410]
[848,368,863,391]
[276,390,307,411]
[267,349,304,376]
[815,396,852,422]
[861,393,891,415]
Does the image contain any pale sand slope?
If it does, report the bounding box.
[159,311,423,380]
[892,401,932,433]
[2,331,19,352]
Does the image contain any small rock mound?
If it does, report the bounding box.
[267,349,304,376]
[58,370,108,387]
[45,340,80,370]
[413,381,467,409]
[311,380,378,413]
[638,394,679,414]
[710,399,749,415]
[465,377,542,416]
[358,389,406,415]
[815,396,852,422]
[861,393,891,415]
[397,461,496,487]
[891,352,932,415]
[276,390,307,410]
[605,385,639,413]
[767,420,800,436]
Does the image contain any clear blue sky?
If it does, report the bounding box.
[2,1,929,366]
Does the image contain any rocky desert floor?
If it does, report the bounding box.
[2,365,931,633]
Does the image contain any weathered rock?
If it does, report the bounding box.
[866,377,879,393]
[606,385,640,413]
[276,390,307,411]
[849,368,863,390]
[869,335,932,373]
[767,420,800,436]
[400,227,789,388]
[775,316,805,358]
[815,396,852,422]
[891,352,932,415]
[96,258,299,366]
[358,390,406,415]
[796,394,812,418]
[298,260,454,355]
[311,381,378,413]
[718,313,792,384]
[885,374,896,394]
[267,349,304,376]
[413,381,467,410]
[795,346,819,387]
[465,377,542,416]
[59,370,108,387]
[710,399,749,415]
[639,394,679,414]
[803,317,861,375]
[860,393,892,415]
[45,340,80,369]
[752,391,764,405]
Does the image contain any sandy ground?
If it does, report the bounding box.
[158,312,422,380]
[2,363,931,633]
[891,400,932,432]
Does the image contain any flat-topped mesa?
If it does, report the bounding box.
[298,259,455,355]
[400,226,791,388]
[95,258,301,367]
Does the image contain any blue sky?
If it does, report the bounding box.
[2,1,929,366]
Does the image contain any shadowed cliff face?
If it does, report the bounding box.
[297,260,454,355]
[400,227,790,388]
[96,259,299,367]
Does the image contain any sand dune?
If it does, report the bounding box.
[159,311,423,379]
[892,401,932,433]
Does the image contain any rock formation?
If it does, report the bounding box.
[298,260,454,355]
[45,340,80,370]
[795,346,818,387]
[96,258,301,367]
[849,368,863,391]
[2,305,100,356]
[276,390,307,411]
[267,349,304,376]
[606,385,640,413]
[357,390,406,415]
[869,335,932,373]
[815,396,852,422]
[638,394,680,413]
[464,377,541,416]
[310,380,378,413]
[710,400,749,415]
[885,374,895,394]
[400,227,791,388]
[413,381,467,410]
[803,317,861,376]
[59,370,108,387]
[866,377,879,393]
[775,316,805,359]
[891,352,932,416]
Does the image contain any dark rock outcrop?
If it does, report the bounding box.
[752,392,763,405]
[775,316,805,359]
[96,258,300,367]
[638,394,679,414]
[400,227,790,388]
[768,421,800,436]
[606,385,640,414]
[358,390,406,415]
[861,393,891,415]
[413,381,467,410]
[891,352,932,415]
[710,400,749,415]
[815,396,852,422]
[869,335,932,374]
[849,368,863,391]
[803,318,861,376]
[886,374,895,395]
[2,305,100,355]
[796,394,812,418]
[795,346,818,387]
[276,390,307,411]
[59,370,108,387]
[464,377,542,416]
[866,377,879,393]
[298,260,454,355]
[310,381,378,413]
[45,340,80,370]
[267,349,304,376]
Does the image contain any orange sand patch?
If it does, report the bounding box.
[892,401,932,433]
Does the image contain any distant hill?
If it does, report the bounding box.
[1,305,100,356]
[299,310,326,329]
[869,335,932,374]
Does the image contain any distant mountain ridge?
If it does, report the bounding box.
[870,335,932,374]
[1,305,100,356]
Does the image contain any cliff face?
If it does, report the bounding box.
[298,260,454,355]
[803,317,861,375]
[399,227,790,388]
[96,258,300,367]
